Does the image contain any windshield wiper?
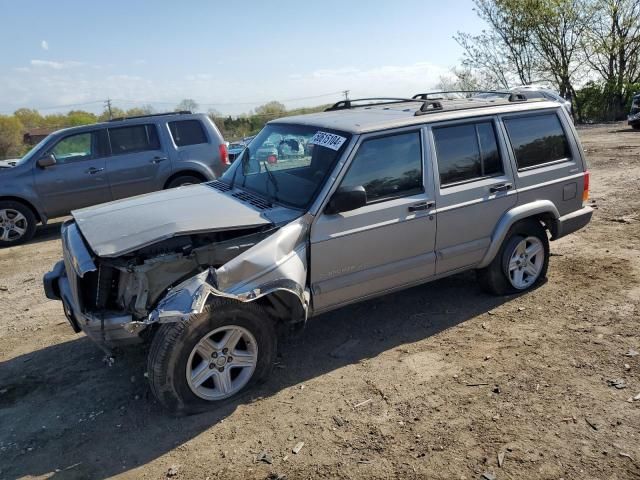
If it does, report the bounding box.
[262,160,280,205]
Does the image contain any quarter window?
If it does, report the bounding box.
[340,131,423,202]
[169,120,208,147]
[108,124,160,154]
[504,113,571,169]
[433,122,503,186]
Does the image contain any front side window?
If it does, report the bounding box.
[340,131,423,202]
[433,122,503,186]
[504,113,571,169]
[220,124,351,209]
[51,132,94,164]
[169,120,207,147]
[108,124,160,155]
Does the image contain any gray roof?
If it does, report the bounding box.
[270,98,560,134]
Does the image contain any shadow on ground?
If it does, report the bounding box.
[0,271,516,479]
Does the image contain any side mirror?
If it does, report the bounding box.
[37,154,56,169]
[325,186,367,215]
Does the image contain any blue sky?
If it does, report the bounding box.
[0,0,484,115]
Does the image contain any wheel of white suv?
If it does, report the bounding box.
[147,299,276,415]
[0,200,37,247]
[477,219,549,295]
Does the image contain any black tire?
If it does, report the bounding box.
[0,200,37,247]
[477,219,549,295]
[166,175,204,189]
[632,124,640,130]
[147,299,276,415]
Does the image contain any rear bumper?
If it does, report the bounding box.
[554,206,593,239]
[43,261,142,348]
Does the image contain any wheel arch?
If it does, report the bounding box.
[478,200,559,269]
[163,170,208,189]
[0,195,44,223]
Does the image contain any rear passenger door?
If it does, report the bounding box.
[429,117,517,274]
[501,109,585,217]
[310,129,437,312]
[106,123,170,200]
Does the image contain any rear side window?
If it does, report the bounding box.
[340,131,423,202]
[433,122,503,186]
[504,113,571,169]
[108,124,160,155]
[169,120,208,147]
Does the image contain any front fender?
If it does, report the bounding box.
[477,200,559,268]
[125,215,311,333]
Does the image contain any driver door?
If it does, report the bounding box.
[309,128,437,312]
[34,130,112,218]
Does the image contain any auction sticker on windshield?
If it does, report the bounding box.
[309,131,347,151]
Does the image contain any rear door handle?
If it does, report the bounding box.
[489,183,513,193]
[150,156,168,164]
[85,167,104,175]
[408,201,435,212]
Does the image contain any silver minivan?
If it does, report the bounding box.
[0,112,227,246]
[44,95,592,414]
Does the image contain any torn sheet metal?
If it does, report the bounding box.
[126,214,312,333]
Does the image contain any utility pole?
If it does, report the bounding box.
[343,90,350,101]
[104,98,113,120]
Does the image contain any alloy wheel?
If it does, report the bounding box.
[507,236,544,289]
[0,209,28,242]
[186,325,258,401]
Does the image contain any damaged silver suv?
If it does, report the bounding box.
[44,94,592,414]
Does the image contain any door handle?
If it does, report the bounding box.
[408,201,435,212]
[150,156,168,164]
[489,183,513,193]
[85,167,104,175]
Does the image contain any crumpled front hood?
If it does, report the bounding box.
[72,184,274,258]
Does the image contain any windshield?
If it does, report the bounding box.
[221,123,351,209]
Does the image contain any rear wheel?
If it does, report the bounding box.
[147,299,276,415]
[0,201,37,247]
[632,124,640,130]
[477,219,549,295]
[166,175,204,189]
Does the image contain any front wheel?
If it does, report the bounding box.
[0,201,37,247]
[477,219,549,295]
[147,299,276,415]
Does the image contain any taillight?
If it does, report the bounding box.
[267,154,277,164]
[583,170,590,203]
[219,144,230,166]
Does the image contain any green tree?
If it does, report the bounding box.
[13,108,43,129]
[175,99,199,112]
[254,101,286,116]
[66,110,98,126]
[0,115,25,159]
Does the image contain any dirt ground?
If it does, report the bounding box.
[1,123,639,480]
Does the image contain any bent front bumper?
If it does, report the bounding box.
[44,223,143,350]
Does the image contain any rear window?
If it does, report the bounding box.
[433,122,503,186]
[108,124,160,155]
[169,120,208,147]
[504,113,571,169]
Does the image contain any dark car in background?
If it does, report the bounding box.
[628,93,640,129]
[0,111,228,246]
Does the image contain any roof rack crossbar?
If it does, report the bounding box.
[414,100,444,116]
[108,110,192,122]
[325,97,417,111]
[412,90,528,102]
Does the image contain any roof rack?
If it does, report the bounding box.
[412,90,527,102]
[108,110,192,122]
[325,98,417,111]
